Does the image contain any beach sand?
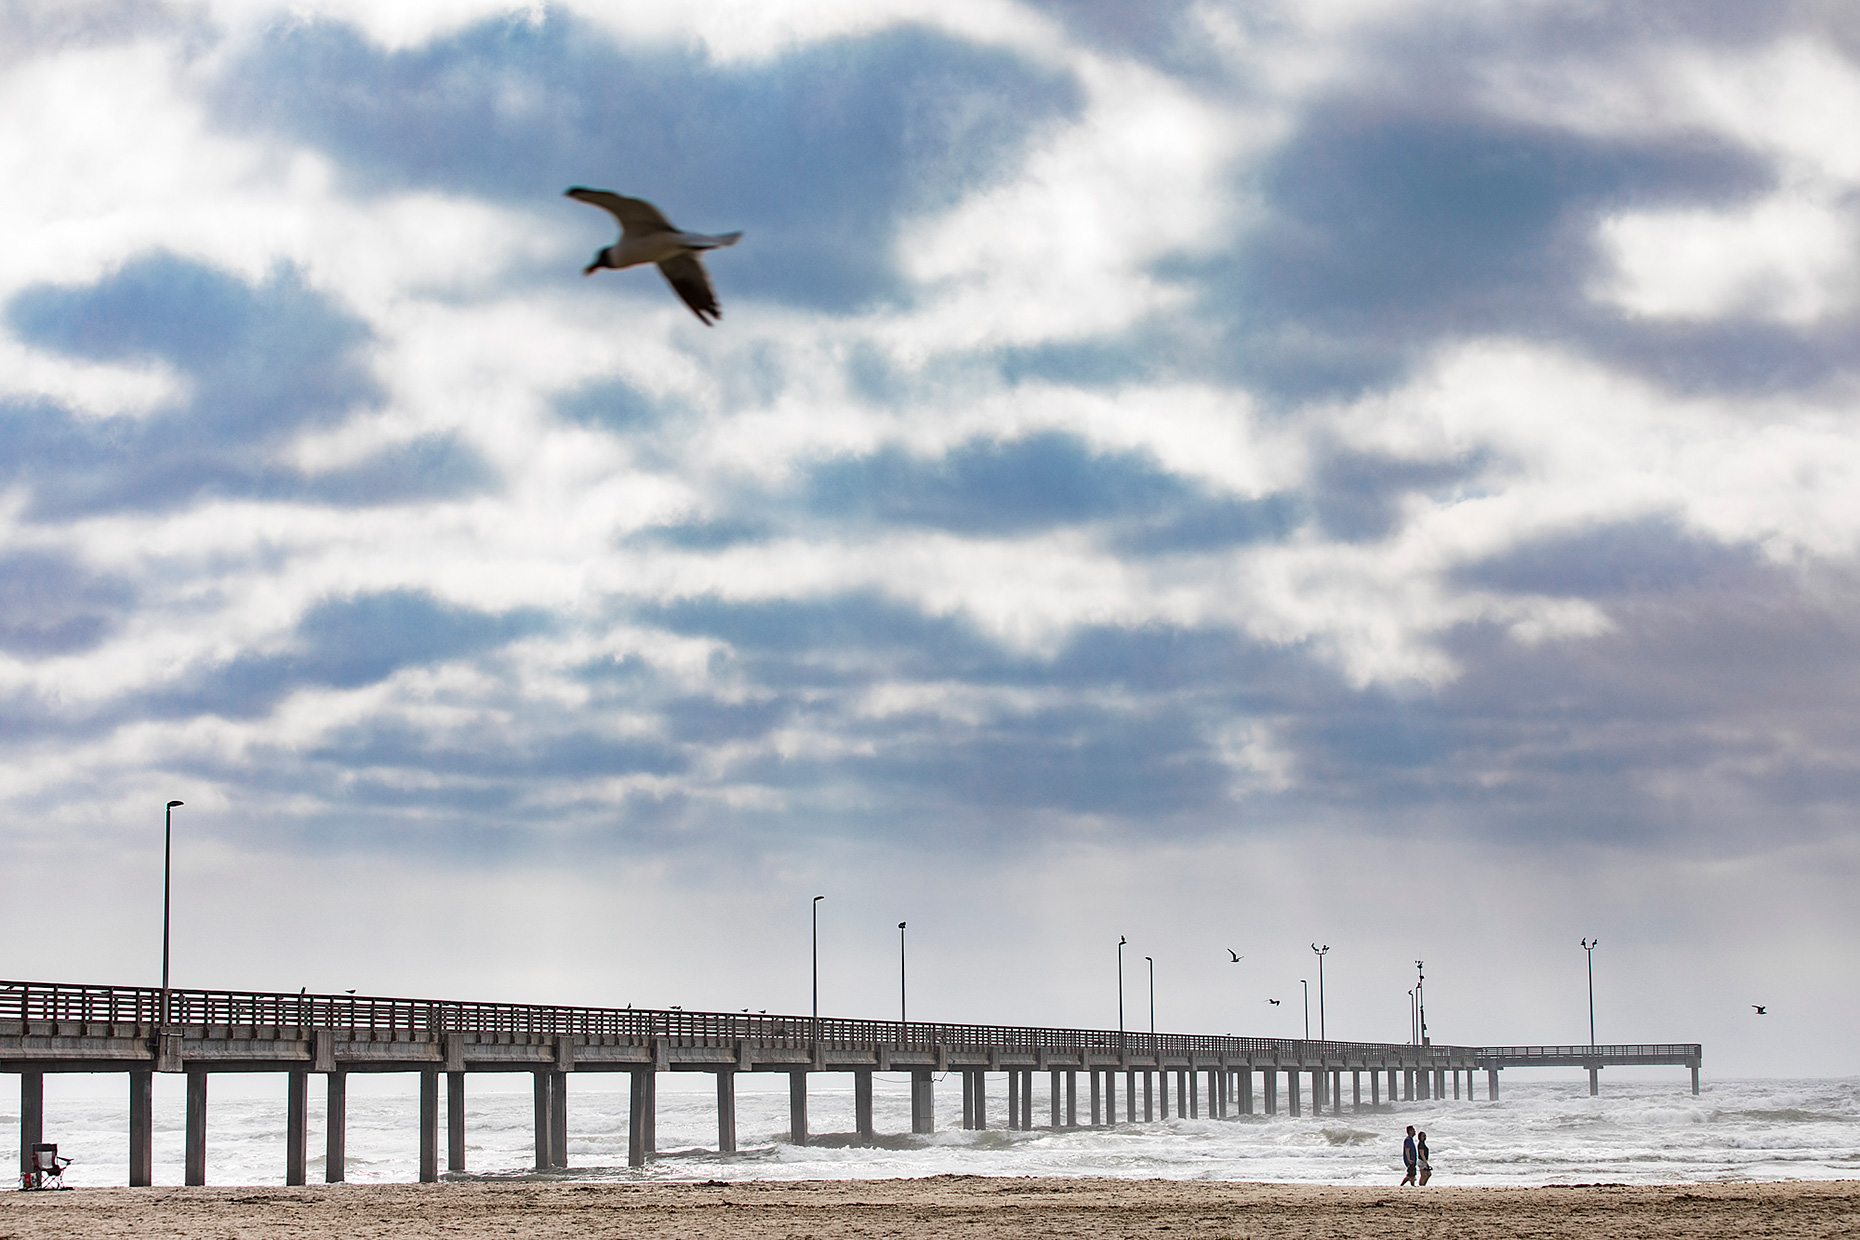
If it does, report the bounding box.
[3,1176,1855,1239]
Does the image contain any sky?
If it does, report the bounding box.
[2,0,1858,1079]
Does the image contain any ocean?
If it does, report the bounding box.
[8,1072,1857,1188]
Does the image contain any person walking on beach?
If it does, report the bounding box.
[1416,1130,1432,1185]
[1400,1126,1418,1185]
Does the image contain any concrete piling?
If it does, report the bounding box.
[285,1070,308,1186]
[856,1069,875,1144]
[548,1072,567,1170]
[19,1071,42,1183]
[789,1071,810,1144]
[911,1069,935,1134]
[184,1068,207,1185]
[447,1072,466,1172]
[533,1073,553,1171]
[325,1072,346,1183]
[129,1069,153,1187]
[628,1069,651,1166]
[718,1070,738,1153]
[419,1069,440,1183]
[1050,1069,1062,1128]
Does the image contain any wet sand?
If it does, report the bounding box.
[3,1176,1856,1239]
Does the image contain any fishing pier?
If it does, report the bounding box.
[3,979,1703,1185]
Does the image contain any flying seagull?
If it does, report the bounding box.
[565,188,741,325]
[1752,1005,1768,1014]
[1227,949,1244,962]
[1267,998,1280,1006]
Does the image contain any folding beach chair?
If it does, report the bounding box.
[21,1143,72,1190]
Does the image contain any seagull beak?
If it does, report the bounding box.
[582,264,597,276]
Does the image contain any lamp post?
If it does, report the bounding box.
[1117,936,1127,1049]
[811,895,825,1025]
[898,922,908,1024]
[1408,988,1418,1045]
[160,800,183,1025]
[1145,955,1155,1037]
[1300,979,1309,1040]
[1581,938,1599,1047]
[1310,943,1329,1041]
[1415,960,1427,1046]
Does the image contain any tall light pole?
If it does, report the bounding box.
[1581,938,1599,1046]
[1300,979,1309,1040]
[1117,936,1127,1048]
[811,895,824,1024]
[1145,956,1155,1037]
[1310,943,1329,1041]
[1415,960,1428,1046]
[160,800,183,1025]
[1408,988,1418,1045]
[898,922,908,1023]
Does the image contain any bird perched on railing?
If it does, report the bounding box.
[565,188,742,324]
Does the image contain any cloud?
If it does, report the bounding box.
[3,251,495,517]
[209,13,1083,312]
[0,550,136,656]
[144,589,550,720]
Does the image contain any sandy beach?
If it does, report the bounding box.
[2,1176,1855,1239]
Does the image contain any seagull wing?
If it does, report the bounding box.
[658,253,721,324]
[565,188,678,238]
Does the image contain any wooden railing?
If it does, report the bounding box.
[1,979,1471,1060]
[0,980,1697,1068]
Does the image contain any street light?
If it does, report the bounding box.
[160,800,183,1025]
[811,895,825,1024]
[1117,936,1127,1048]
[1581,938,1599,1047]
[1415,960,1428,1046]
[1408,988,1418,1045]
[1310,943,1329,1041]
[898,922,908,1024]
[1300,979,1309,1040]
[1145,956,1155,1037]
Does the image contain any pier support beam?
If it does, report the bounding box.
[533,1072,553,1171]
[286,1070,308,1186]
[718,1071,738,1153]
[1239,1068,1253,1115]
[855,1070,874,1144]
[1263,1068,1277,1115]
[1371,1069,1380,1108]
[1007,1070,1019,1131]
[1127,1072,1136,1126]
[1691,1063,1700,1096]
[1488,1067,1499,1101]
[1286,1069,1300,1117]
[1089,1069,1101,1126]
[549,1072,567,1170]
[326,1073,346,1183]
[448,1072,466,1172]
[184,1068,208,1185]
[1188,1068,1198,1118]
[1588,1066,1599,1096]
[1065,1071,1077,1128]
[1105,1071,1116,1124]
[1144,1071,1154,1121]
[129,1069,153,1187]
[789,1071,810,1145]
[911,1069,935,1134]
[419,1069,440,1183]
[1050,1070,1062,1129]
[1352,1071,1361,1112]
[19,1071,42,1184]
[1159,1068,1171,1119]
[628,1070,654,1165]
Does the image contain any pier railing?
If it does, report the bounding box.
[2,978,1466,1060]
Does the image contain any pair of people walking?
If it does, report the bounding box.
[1400,1125,1432,1185]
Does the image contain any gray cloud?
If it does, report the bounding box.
[208,14,1083,313]
[0,551,135,656]
[3,252,496,518]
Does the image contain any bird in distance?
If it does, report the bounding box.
[1752,1005,1768,1014]
[1267,998,1280,1006]
[1227,949,1244,962]
[565,188,742,325]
